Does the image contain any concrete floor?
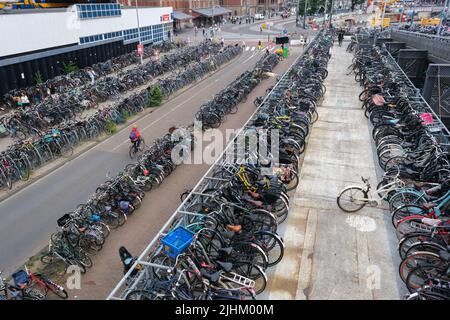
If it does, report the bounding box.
[264,42,406,300]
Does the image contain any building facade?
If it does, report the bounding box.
[0,5,173,94]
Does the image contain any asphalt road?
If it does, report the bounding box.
[0,47,267,277]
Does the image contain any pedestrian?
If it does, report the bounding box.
[260,25,262,33]
[194,26,198,37]
[242,40,246,48]
[20,93,30,107]
[338,28,345,47]
[87,67,96,84]
[202,27,205,37]
[220,37,224,48]
[258,40,262,50]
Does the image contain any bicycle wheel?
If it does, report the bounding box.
[129,145,137,159]
[398,251,442,283]
[405,265,448,293]
[125,289,155,300]
[391,205,425,228]
[34,274,68,299]
[254,231,285,267]
[336,186,367,212]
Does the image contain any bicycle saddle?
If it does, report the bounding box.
[218,247,233,255]
[216,261,233,272]
[200,269,220,283]
[438,250,450,263]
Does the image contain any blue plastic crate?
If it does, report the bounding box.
[161,226,195,259]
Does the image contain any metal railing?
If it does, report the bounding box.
[106,31,323,300]
[381,44,450,146]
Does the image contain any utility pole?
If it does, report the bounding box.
[410,1,416,27]
[381,0,387,31]
[303,0,308,29]
[329,0,333,26]
[134,0,143,64]
[437,0,450,35]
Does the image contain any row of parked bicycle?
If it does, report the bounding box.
[195,54,280,130]
[398,24,450,37]
[0,41,184,111]
[341,43,450,300]
[0,41,224,141]
[11,47,280,300]
[111,31,333,300]
[0,45,242,191]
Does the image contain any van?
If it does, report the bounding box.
[255,13,265,20]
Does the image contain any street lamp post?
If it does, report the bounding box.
[134,0,143,64]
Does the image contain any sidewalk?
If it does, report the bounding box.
[263,42,405,300]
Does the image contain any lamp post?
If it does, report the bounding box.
[134,0,143,64]
[303,0,308,29]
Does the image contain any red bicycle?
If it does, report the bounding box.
[12,266,68,299]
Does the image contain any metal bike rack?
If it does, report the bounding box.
[381,45,450,148]
[106,31,325,300]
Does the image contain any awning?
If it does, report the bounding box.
[173,11,193,21]
[192,7,232,18]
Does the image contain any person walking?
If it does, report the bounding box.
[220,37,224,48]
[202,27,206,37]
[194,26,198,37]
[338,28,345,47]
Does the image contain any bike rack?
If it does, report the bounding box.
[381,45,450,148]
[106,31,325,300]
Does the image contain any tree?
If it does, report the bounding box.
[33,71,44,85]
[148,85,163,107]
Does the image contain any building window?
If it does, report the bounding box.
[77,3,121,20]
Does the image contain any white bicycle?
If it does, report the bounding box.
[337,175,406,213]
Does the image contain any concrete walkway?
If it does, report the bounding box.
[264,42,405,300]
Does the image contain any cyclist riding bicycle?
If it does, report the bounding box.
[129,124,141,150]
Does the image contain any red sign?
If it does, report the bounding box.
[137,44,144,56]
[161,14,170,22]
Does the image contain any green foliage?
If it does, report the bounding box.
[33,71,44,85]
[299,0,333,16]
[106,120,117,134]
[61,61,79,75]
[149,85,163,107]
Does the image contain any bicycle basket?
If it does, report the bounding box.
[57,213,72,227]
[161,226,195,259]
[12,270,29,287]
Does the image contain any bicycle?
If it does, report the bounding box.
[337,175,406,212]
[129,137,146,159]
[12,266,68,299]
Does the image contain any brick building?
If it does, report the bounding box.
[119,0,284,18]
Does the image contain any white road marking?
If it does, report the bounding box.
[245,47,250,51]
[251,47,255,51]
